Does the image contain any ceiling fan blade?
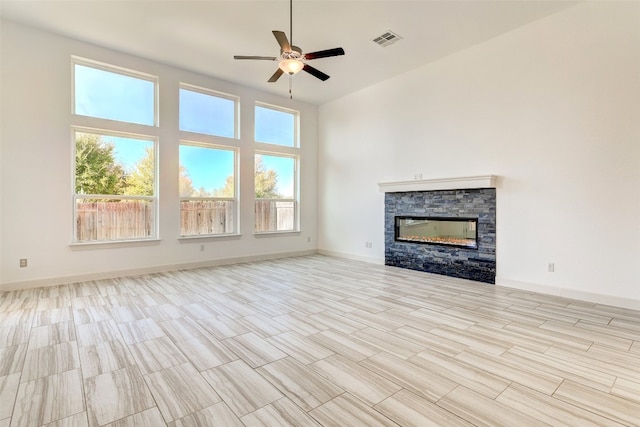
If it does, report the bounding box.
[268,68,284,83]
[234,55,277,60]
[272,30,291,52]
[304,47,345,60]
[303,64,330,81]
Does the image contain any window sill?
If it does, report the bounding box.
[254,230,301,237]
[69,238,161,250]
[178,233,242,241]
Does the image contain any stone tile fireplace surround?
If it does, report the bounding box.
[379,176,496,284]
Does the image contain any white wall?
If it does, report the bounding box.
[0,21,318,290]
[318,2,640,307]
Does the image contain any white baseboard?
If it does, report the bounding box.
[0,250,318,292]
[317,249,384,265]
[496,277,640,310]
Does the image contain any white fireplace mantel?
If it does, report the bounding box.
[378,175,497,193]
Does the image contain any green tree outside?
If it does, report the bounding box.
[212,175,234,198]
[254,156,281,199]
[179,164,196,197]
[209,156,281,198]
[125,146,154,196]
[75,133,126,195]
[76,138,281,200]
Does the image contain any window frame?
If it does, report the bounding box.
[71,56,159,127]
[178,141,239,237]
[71,126,159,244]
[179,83,240,139]
[254,150,299,234]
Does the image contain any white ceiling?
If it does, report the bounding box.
[0,0,578,105]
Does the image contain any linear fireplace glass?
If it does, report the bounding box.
[394,216,478,249]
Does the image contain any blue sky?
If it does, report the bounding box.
[179,89,235,138]
[76,63,295,196]
[75,64,155,126]
[255,105,295,147]
[180,145,234,193]
[258,154,294,198]
[106,136,151,172]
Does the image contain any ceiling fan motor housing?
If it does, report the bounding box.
[282,46,303,60]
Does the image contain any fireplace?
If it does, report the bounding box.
[395,216,478,249]
[382,182,496,284]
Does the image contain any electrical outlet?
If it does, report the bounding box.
[365,242,373,248]
[19,258,27,268]
[307,237,311,243]
[200,244,205,252]
[548,262,555,273]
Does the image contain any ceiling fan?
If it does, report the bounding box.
[233,0,345,84]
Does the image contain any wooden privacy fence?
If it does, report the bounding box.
[180,200,235,236]
[76,201,153,241]
[255,200,294,232]
[76,199,294,241]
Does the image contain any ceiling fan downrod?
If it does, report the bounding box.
[289,0,293,47]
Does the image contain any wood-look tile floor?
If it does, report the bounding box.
[1,255,639,426]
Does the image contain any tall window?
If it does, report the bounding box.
[73,129,157,242]
[254,153,298,232]
[254,103,299,233]
[72,57,158,243]
[179,143,237,236]
[179,84,239,236]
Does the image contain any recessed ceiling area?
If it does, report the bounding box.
[0,0,578,105]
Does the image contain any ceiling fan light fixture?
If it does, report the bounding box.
[278,58,304,75]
